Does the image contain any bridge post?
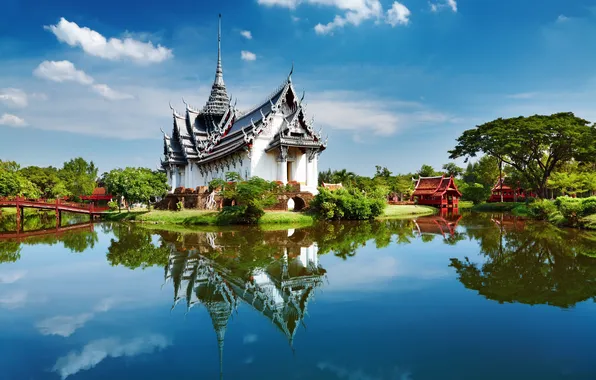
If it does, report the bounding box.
[55,198,60,229]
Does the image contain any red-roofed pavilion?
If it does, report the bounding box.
[411,175,461,208]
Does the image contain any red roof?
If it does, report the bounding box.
[92,187,107,196]
[491,177,513,191]
[412,175,461,197]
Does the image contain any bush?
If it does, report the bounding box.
[460,183,491,205]
[176,201,184,212]
[582,197,596,215]
[555,197,584,226]
[108,200,119,211]
[311,187,386,220]
[528,199,557,220]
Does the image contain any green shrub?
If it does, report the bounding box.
[311,187,386,220]
[176,201,184,212]
[528,199,557,220]
[581,197,596,215]
[555,197,584,226]
[460,183,491,204]
[107,200,119,211]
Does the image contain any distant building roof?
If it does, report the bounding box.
[412,175,461,197]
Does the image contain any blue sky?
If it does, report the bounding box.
[1,0,595,176]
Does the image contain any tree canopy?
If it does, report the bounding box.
[449,112,596,198]
[103,167,169,210]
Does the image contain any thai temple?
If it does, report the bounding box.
[160,15,327,194]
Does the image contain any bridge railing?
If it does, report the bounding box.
[0,197,110,213]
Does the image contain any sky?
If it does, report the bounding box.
[1,0,595,176]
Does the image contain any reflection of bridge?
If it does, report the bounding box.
[0,222,94,240]
[0,197,108,233]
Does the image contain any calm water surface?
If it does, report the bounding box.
[1,212,596,380]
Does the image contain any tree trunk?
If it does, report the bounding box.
[499,160,503,203]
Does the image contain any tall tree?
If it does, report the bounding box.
[104,167,168,211]
[449,112,596,198]
[417,164,437,177]
[442,163,464,178]
[59,157,98,196]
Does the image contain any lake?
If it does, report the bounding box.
[1,211,596,380]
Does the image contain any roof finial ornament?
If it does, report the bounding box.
[300,91,305,103]
[169,101,174,111]
[288,61,294,82]
[182,97,188,106]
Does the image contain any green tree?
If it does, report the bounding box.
[442,163,464,178]
[417,164,437,177]
[104,167,168,211]
[19,166,62,198]
[59,157,98,196]
[210,174,279,224]
[449,112,596,198]
[460,183,491,204]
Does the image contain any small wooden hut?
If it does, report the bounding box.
[411,175,461,208]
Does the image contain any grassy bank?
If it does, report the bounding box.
[102,209,314,227]
[101,204,437,227]
[378,205,436,219]
[580,214,596,230]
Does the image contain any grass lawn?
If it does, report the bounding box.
[378,205,436,219]
[458,201,474,209]
[102,209,314,227]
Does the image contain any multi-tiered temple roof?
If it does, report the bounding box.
[161,16,327,170]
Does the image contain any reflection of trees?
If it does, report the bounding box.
[311,220,417,259]
[106,224,170,269]
[0,240,21,263]
[450,215,596,308]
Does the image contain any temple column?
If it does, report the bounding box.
[277,146,288,184]
[171,167,178,191]
[306,149,316,188]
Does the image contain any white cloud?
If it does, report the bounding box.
[0,290,28,308]
[241,50,257,61]
[317,361,413,380]
[308,91,455,137]
[0,270,27,284]
[34,60,93,85]
[0,88,28,108]
[45,18,172,63]
[507,92,538,99]
[257,0,300,8]
[34,61,132,101]
[52,335,170,379]
[292,15,301,22]
[91,84,134,100]
[430,0,457,13]
[243,334,258,344]
[258,0,386,34]
[313,0,383,35]
[386,2,411,27]
[0,113,27,127]
[37,313,94,338]
[36,298,117,337]
[240,30,253,39]
[556,14,569,23]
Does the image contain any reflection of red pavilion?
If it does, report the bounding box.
[488,177,535,203]
[411,175,461,208]
[414,212,462,237]
[491,214,526,232]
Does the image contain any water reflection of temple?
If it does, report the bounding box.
[162,230,326,377]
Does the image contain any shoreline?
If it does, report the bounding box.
[100,204,438,227]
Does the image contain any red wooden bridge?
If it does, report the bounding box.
[0,197,108,233]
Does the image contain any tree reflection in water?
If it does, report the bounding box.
[451,212,596,308]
